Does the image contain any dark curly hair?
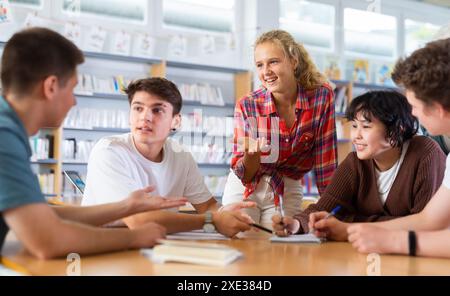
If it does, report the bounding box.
[392,38,450,111]
[345,91,418,148]
[124,77,182,115]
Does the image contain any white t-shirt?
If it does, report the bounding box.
[444,153,450,190]
[82,133,212,208]
[376,141,410,204]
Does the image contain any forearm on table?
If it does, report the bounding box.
[123,210,205,233]
[52,200,130,227]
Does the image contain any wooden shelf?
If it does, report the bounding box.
[30,159,58,165]
[197,163,230,169]
[167,60,248,74]
[64,127,130,133]
[63,161,88,165]
[82,51,163,65]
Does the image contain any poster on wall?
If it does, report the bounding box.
[112,30,131,56]
[134,33,155,58]
[0,0,12,24]
[63,22,82,47]
[83,26,107,53]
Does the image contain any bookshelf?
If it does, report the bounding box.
[332,79,354,164]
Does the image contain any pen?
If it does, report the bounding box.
[309,205,342,234]
[250,223,273,234]
[325,205,342,219]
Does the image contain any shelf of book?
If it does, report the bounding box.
[2,42,252,200]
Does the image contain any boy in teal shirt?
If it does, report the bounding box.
[0,27,188,258]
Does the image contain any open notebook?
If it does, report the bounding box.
[270,233,323,244]
[141,240,243,267]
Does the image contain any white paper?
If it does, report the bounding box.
[200,35,215,55]
[134,33,155,57]
[270,233,323,244]
[112,30,131,56]
[84,26,106,53]
[166,230,230,241]
[63,22,82,47]
[168,34,187,57]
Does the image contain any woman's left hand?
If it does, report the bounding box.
[309,211,350,241]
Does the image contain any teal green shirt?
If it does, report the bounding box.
[0,96,45,250]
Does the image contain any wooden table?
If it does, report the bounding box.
[1,232,449,276]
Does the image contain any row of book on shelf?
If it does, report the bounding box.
[64,107,234,136]
[74,73,228,107]
[29,135,54,161]
[334,85,348,115]
[74,73,131,96]
[37,173,55,195]
[179,113,234,137]
[62,136,232,165]
[64,107,129,130]
[176,82,226,106]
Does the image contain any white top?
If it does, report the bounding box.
[375,141,410,204]
[82,133,212,208]
[444,153,450,190]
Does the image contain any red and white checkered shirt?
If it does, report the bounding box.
[231,84,338,202]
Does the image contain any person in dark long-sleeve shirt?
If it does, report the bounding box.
[272,90,446,241]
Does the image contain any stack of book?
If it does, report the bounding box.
[142,240,243,267]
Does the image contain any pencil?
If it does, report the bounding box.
[250,223,273,234]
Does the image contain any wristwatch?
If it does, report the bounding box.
[203,211,216,233]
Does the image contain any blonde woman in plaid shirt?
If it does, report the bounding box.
[223,30,337,230]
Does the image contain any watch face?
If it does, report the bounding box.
[203,223,216,233]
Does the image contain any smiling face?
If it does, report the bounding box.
[129,91,180,146]
[350,112,393,160]
[254,41,298,96]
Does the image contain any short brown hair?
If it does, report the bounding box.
[124,77,182,115]
[392,38,450,111]
[1,27,84,97]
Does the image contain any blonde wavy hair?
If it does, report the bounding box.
[254,29,327,90]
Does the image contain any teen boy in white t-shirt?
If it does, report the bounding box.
[83,78,255,237]
[346,38,450,258]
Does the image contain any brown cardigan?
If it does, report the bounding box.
[295,136,446,233]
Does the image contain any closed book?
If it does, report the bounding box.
[142,240,243,267]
